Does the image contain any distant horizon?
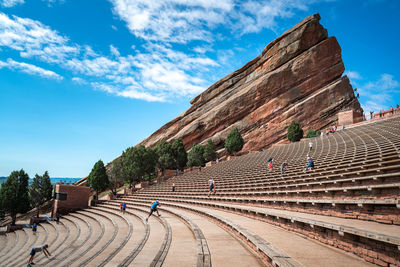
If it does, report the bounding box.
[0,176,82,179]
[0,176,82,185]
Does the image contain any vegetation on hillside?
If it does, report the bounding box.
[204,139,217,162]
[188,144,205,167]
[306,128,316,138]
[29,171,52,217]
[87,160,109,197]
[225,128,244,154]
[287,121,303,142]
[155,141,175,176]
[172,138,188,169]
[0,169,30,225]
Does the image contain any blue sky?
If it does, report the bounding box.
[0,0,399,177]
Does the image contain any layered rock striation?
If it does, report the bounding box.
[140,13,362,154]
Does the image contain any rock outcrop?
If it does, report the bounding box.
[139,13,362,154]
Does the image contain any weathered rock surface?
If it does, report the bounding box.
[139,13,362,154]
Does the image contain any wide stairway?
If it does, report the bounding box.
[1,116,399,266]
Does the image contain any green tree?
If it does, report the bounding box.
[225,128,244,154]
[42,171,53,201]
[142,146,158,180]
[29,171,53,217]
[0,203,4,221]
[109,157,124,195]
[316,130,321,136]
[287,120,304,142]
[121,145,157,184]
[0,170,30,225]
[188,144,205,167]
[306,129,316,138]
[172,138,187,169]
[87,160,109,197]
[203,139,217,162]
[155,141,175,175]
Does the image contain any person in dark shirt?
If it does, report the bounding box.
[280,161,288,177]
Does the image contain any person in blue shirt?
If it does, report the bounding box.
[122,202,127,214]
[304,156,314,172]
[32,223,37,235]
[146,201,160,222]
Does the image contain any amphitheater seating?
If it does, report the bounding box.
[0,116,399,266]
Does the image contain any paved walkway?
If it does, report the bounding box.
[181,203,375,267]
[129,208,165,267]
[183,199,400,237]
[166,206,264,267]
[161,211,197,267]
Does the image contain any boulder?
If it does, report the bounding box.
[139,13,362,154]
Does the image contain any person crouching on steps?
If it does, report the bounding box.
[146,201,160,222]
[28,244,50,265]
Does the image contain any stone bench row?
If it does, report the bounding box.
[129,193,400,224]
[125,196,400,266]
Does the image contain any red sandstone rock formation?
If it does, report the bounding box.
[139,13,362,154]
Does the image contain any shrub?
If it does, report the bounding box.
[287,121,303,142]
[172,138,188,169]
[306,129,316,138]
[225,128,244,154]
[87,160,109,196]
[0,170,30,225]
[188,144,205,167]
[155,141,175,174]
[204,139,217,162]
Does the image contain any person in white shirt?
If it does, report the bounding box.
[28,244,50,265]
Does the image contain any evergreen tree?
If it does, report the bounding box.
[225,128,244,154]
[287,120,304,142]
[155,141,175,175]
[29,171,52,217]
[0,170,30,225]
[122,146,143,185]
[142,146,158,180]
[121,145,157,184]
[87,160,109,197]
[110,157,124,194]
[306,129,316,138]
[42,171,53,201]
[188,144,205,167]
[203,139,217,162]
[172,138,187,169]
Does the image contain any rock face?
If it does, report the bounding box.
[139,13,362,154]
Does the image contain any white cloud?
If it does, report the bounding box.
[71,77,87,84]
[345,70,362,80]
[110,44,120,57]
[356,73,400,112]
[110,0,319,44]
[365,73,399,90]
[0,12,79,63]
[0,12,217,101]
[0,58,63,80]
[111,25,118,31]
[117,89,165,102]
[1,0,24,7]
